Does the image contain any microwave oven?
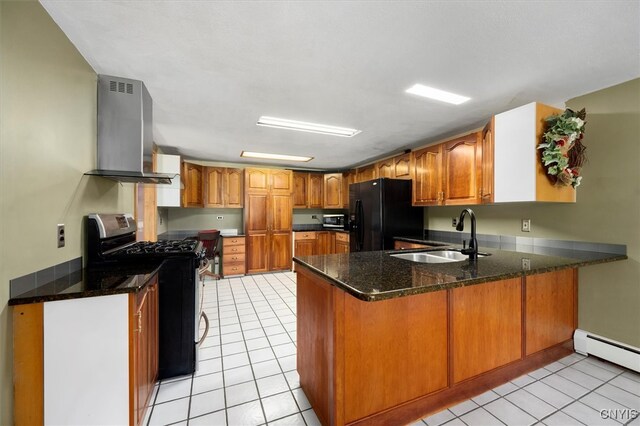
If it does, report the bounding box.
[322,214,346,229]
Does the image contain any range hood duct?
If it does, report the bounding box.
[85,75,175,185]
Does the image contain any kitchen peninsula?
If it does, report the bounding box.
[292,247,626,426]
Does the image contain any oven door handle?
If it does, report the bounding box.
[197,312,209,347]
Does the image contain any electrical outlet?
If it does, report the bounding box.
[452,217,457,227]
[57,224,65,248]
[521,258,531,270]
[311,215,318,219]
[521,219,531,232]
[216,216,223,220]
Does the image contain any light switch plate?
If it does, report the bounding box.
[521,219,531,232]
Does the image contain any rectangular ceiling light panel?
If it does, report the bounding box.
[257,116,361,137]
[405,84,470,105]
[240,151,313,162]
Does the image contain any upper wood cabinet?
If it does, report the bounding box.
[480,118,494,204]
[411,145,443,206]
[204,167,225,207]
[293,172,324,209]
[323,173,343,208]
[355,164,376,183]
[442,132,482,205]
[493,102,575,203]
[181,162,204,207]
[393,153,412,180]
[342,171,354,208]
[376,159,394,178]
[204,167,244,208]
[293,172,308,208]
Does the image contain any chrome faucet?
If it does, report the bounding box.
[456,208,478,261]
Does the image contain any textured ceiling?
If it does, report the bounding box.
[41,1,639,170]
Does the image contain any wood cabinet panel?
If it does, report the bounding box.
[294,231,317,240]
[526,269,577,355]
[452,278,522,383]
[443,132,482,205]
[394,153,412,180]
[204,167,225,208]
[13,303,44,426]
[245,193,268,233]
[225,168,244,208]
[481,119,494,204]
[342,171,354,208]
[181,162,204,207]
[323,173,343,208]
[316,231,335,255]
[271,232,292,271]
[270,169,293,193]
[295,239,316,257]
[246,233,268,273]
[246,168,269,192]
[356,164,377,183]
[376,159,394,178]
[293,172,308,208]
[412,145,443,206]
[335,241,349,254]
[270,194,292,232]
[308,174,324,208]
[344,288,448,423]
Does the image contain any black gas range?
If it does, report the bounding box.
[87,213,208,379]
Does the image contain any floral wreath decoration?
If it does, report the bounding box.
[537,108,587,188]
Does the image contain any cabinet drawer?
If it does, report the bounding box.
[223,237,245,247]
[223,253,245,264]
[224,244,246,254]
[224,263,246,275]
[335,232,349,243]
[295,231,317,240]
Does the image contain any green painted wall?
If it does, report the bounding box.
[167,208,244,231]
[425,79,640,347]
[0,2,135,423]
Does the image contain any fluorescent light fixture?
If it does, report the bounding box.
[240,151,313,162]
[257,116,361,137]
[405,84,470,105]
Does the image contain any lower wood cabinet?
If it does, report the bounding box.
[12,277,159,426]
[222,236,246,277]
[335,231,350,254]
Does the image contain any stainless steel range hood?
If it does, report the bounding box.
[85,75,175,185]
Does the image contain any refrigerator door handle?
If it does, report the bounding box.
[357,199,364,251]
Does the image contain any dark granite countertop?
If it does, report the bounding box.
[292,244,627,302]
[8,262,162,306]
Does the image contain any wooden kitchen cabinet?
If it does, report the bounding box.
[342,171,354,208]
[225,168,244,207]
[293,231,316,271]
[293,172,308,208]
[316,231,335,255]
[293,172,324,209]
[411,144,443,206]
[480,118,494,204]
[13,278,159,426]
[204,167,244,208]
[222,236,246,276]
[376,158,394,178]
[442,131,482,205]
[335,231,350,253]
[181,162,204,207]
[132,276,159,426]
[323,173,343,208]
[356,164,377,183]
[244,168,293,273]
[393,153,412,179]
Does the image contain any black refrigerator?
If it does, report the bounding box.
[349,178,423,252]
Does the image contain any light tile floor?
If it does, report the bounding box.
[143,272,640,426]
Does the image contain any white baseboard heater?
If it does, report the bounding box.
[574,329,640,373]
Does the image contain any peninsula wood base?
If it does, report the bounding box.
[296,266,577,426]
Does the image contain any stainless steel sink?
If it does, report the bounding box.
[391,250,488,263]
